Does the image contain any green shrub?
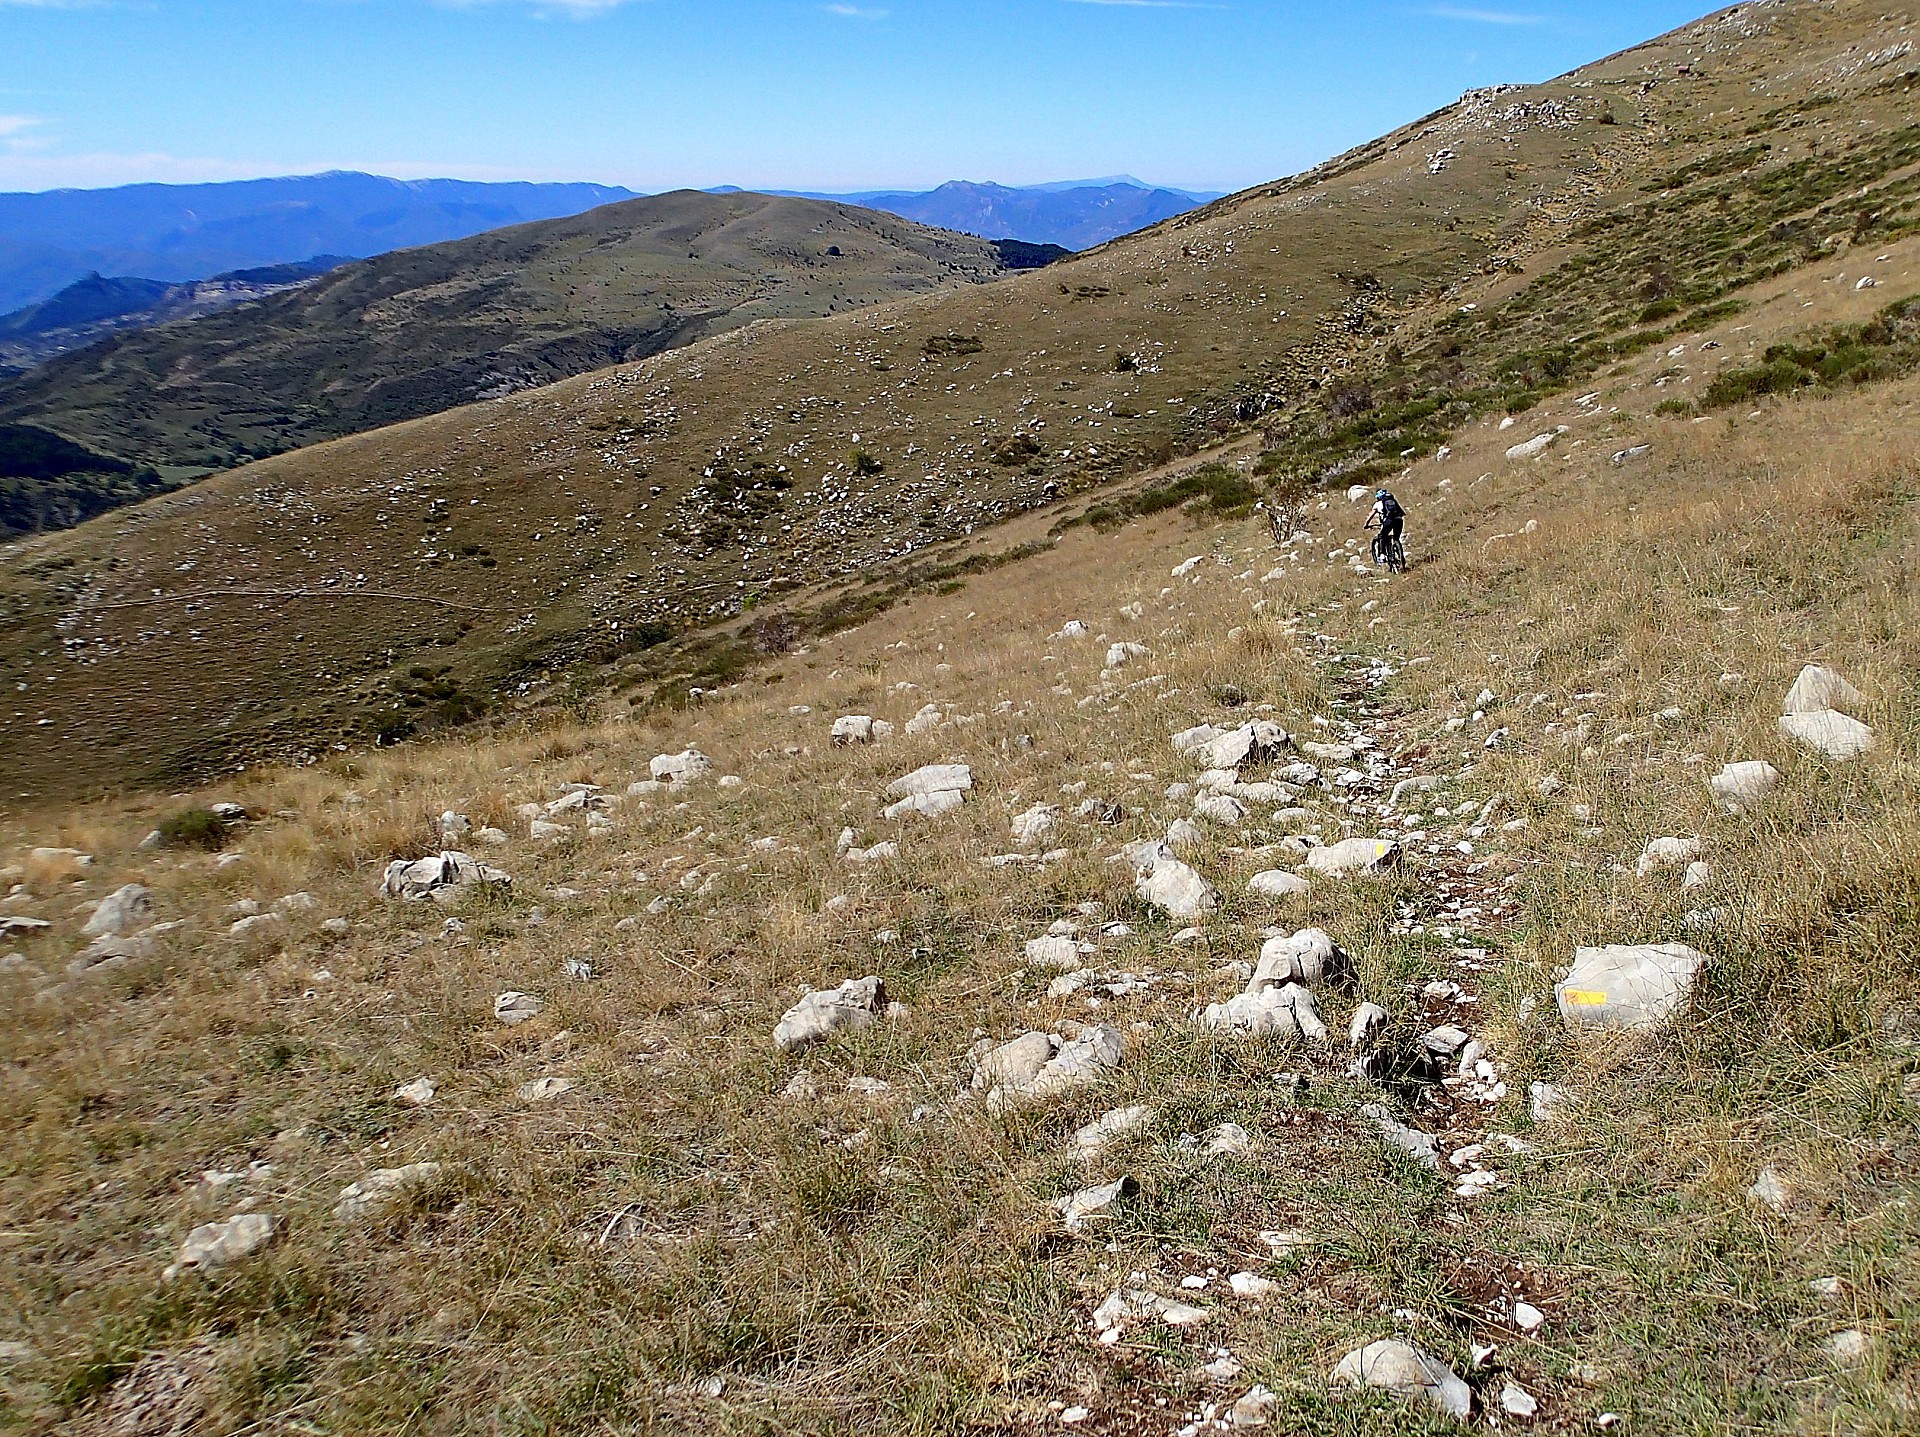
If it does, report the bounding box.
[156,808,228,850]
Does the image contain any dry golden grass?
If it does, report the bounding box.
[4,245,1920,1433]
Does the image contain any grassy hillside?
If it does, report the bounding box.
[0,191,1029,483]
[0,0,1915,818]
[0,212,1916,1433]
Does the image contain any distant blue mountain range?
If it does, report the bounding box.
[762,179,1223,252]
[0,171,1225,317]
[0,172,637,314]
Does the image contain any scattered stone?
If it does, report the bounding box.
[380,851,512,902]
[1228,1271,1277,1299]
[884,763,973,820]
[1749,1166,1791,1212]
[1350,1002,1389,1049]
[1783,665,1866,716]
[1305,837,1400,878]
[163,1213,276,1280]
[1330,1340,1471,1418]
[1505,429,1564,462]
[1513,1301,1546,1333]
[1709,761,1780,813]
[1825,1328,1873,1364]
[334,1162,444,1220]
[1635,836,1702,876]
[1682,861,1713,891]
[1106,641,1150,667]
[1229,1385,1278,1427]
[1253,929,1342,989]
[1054,1176,1137,1234]
[83,884,153,937]
[1192,793,1246,827]
[1779,709,1875,761]
[1205,1122,1254,1157]
[1134,847,1218,920]
[517,1077,574,1104]
[1500,1383,1539,1418]
[393,1078,438,1106]
[1196,721,1290,772]
[1092,1287,1209,1338]
[773,976,889,1052]
[1201,981,1326,1040]
[1012,804,1062,848]
[1555,943,1707,1031]
[494,991,543,1025]
[977,1025,1123,1110]
[832,715,892,745]
[650,750,714,784]
[1172,724,1228,756]
[1073,1105,1155,1155]
[1249,870,1310,899]
[229,913,283,940]
[1360,1104,1440,1170]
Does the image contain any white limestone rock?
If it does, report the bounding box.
[164,1213,276,1280]
[1011,803,1062,848]
[334,1162,445,1220]
[1172,724,1228,756]
[380,850,511,902]
[1249,871,1310,900]
[1779,709,1875,761]
[1198,722,1290,772]
[1054,1176,1137,1235]
[1252,929,1341,989]
[1782,664,1866,716]
[1709,760,1780,812]
[1305,838,1400,878]
[1136,853,1218,920]
[1635,836,1702,877]
[1555,943,1707,1031]
[494,991,543,1025]
[1201,981,1327,1041]
[1330,1340,1471,1418]
[650,749,714,784]
[831,715,879,745]
[980,1025,1123,1111]
[83,884,154,937]
[1072,1104,1155,1156]
[884,764,973,820]
[1194,794,1247,826]
[773,975,888,1052]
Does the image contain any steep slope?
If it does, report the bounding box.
[0,172,637,314]
[0,191,1032,485]
[1,0,1916,809]
[0,225,1916,1436]
[0,259,348,376]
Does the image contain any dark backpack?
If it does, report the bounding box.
[1379,494,1404,524]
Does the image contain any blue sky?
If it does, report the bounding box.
[0,0,1712,195]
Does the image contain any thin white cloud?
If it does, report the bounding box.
[824,3,888,16]
[0,116,41,138]
[428,0,649,15]
[1423,5,1546,24]
[1062,0,1227,8]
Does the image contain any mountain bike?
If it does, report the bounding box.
[1369,528,1407,573]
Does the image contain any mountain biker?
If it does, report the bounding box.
[1365,488,1405,569]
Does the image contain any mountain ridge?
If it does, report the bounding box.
[0,190,1050,507]
[1,0,1915,805]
